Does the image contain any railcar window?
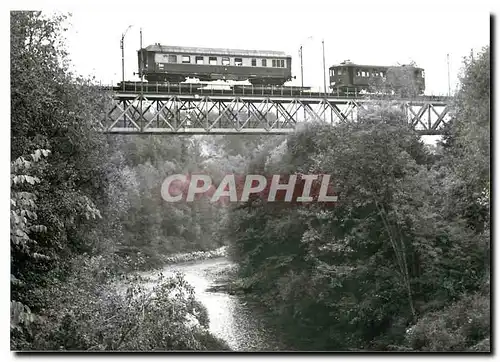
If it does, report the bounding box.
[338,69,342,75]
[182,55,191,64]
[235,58,243,66]
[196,56,204,65]
[356,70,361,76]
[251,59,256,66]
[421,70,425,78]
[168,55,177,63]
[262,59,267,67]
[222,57,230,66]
[209,57,217,65]
[272,59,284,68]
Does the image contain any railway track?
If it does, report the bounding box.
[99,81,451,102]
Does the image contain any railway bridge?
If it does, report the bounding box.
[96,82,452,135]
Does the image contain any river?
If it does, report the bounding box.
[141,256,282,351]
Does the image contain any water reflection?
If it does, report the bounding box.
[142,257,279,351]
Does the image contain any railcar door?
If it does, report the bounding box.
[346,66,354,87]
[221,56,231,80]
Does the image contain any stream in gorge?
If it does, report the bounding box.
[140,256,284,351]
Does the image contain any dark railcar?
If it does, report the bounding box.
[328,60,425,95]
[138,44,293,85]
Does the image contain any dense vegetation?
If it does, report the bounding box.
[10,11,229,350]
[223,47,490,351]
[105,135,229,269]
[10,10,489,352]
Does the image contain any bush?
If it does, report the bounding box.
[18,256,229,351]
[404,292,490,351]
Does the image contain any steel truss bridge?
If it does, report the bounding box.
[97,83,452,135]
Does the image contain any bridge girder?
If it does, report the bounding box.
[97,92,451,135]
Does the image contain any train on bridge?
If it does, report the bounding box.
[329,60,425,96]
[138,44,293,86]
[136,43,426,95]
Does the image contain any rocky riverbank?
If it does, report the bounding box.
[161,246,228,265]
[204,261,240,294]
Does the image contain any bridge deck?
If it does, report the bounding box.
[97,85,452,136]
[102,82,452,103]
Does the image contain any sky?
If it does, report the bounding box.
[49,0,492,96]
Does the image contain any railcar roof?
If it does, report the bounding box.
[330,63,423,70]
[144,44,291,58]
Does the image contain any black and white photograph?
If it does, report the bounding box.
[8,0,492,353]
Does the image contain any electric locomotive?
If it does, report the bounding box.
[329,60,425,96]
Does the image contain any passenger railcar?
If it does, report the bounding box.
[329,60,425,96]
[138,44,293,85]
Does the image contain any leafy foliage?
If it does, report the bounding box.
[223,47,490,351]
[10,11,228,351]
[28,256,229,351]
[106,135,230,269]
[405,291,489,351]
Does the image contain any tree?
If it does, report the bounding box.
[225,90,490,350]
[440,46,490,233]
[11,11,229,351]
[11,10,110,312]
